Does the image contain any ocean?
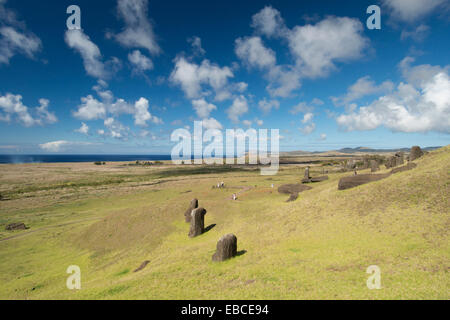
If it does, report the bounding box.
[0,154,173,164]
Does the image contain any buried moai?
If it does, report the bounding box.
[184,199,199,223]
[212,234,238,262]
[188,208,207,238]
[370,160,380,172]
[409,146,424,161]
[304,167,310,180]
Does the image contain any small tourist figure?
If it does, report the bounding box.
[271,184,274,188]
[221,182,225,188]
[232,194,237,201]
[217,183,221,188]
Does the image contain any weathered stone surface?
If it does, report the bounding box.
[346,159,357,170]
[304,167,310,180]
[212,234,237,262]
[385,156,397,169]
[184,199,198,223]
[302,176,329,184]
[370,160,380,172]
[410,146,424,161]
[395,152,404,167]
[188,208,207,238]
[5,222,28,231]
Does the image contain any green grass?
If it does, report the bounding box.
[0,146,448,299]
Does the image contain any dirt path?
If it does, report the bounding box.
[226,186,254,200]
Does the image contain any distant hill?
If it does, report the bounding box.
[335,146,442,154]
[280,146,443,157]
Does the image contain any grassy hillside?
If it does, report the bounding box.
[0,146,448,299]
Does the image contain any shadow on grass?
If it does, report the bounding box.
[236,250,247,257]
[204,224,216,233]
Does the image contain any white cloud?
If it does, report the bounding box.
[187,36,205,56]
[0,1,42,64]
[289,101,314,115]
[111,0,160,55]
[65,30,120,79]
[128,49,153,72]
[202,117,223,130]
[104,117,129,139]
[302,112,314,124]
[331,76,394,106]
[255,118,264,126]
[192,98,217,118]
[258,98,280,114]
[300,123,316,135]
[73,95,106,120]
[170,56,234,100]
[0,93,57,127]
[75,122,89,135]
[234,35,301,98]
[226,95,249,123]
[242,119,252,127]
[287,16,369,78]
[73,82,163,129]
[401,24,430,42]
[382,0,446,22]
[39,140,98,153]
[266,65,302,97]
[319,133,327,141]
[251,6,287,38]
[235,36,276,69]
[337,61,450,133]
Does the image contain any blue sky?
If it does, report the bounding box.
[0,0,449,154]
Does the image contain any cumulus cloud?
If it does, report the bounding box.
[39,140,98,153]
[202,117,223,130]
[0,1,42,64]
[235,36,276,69]
[236,8,369,97]
[302,112,314,124]
[289,101,316,115]
[0,93,57,127]
[103,117,129,139]
[227,95,249,123]
[258,98,280,114]
[170,56,234,101]
[110,0,160,55]
[187,36,205,56]
[192,98,217,118]
[300,123,316,135]
[251,6,287,38]
[331,76,395,107]
[75,122,89,135]
[287,16,369,78]
[73,81,163,130]
[382,0,447,22]
[337,60,450,133]
[401,24,430,42]
[65,30,121,79]
[128,49,153,72]
[318,133,327,141]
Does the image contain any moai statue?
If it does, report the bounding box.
[212,234,238,262]
[188,208,207,238]
[184,199,199,223]
[304,167,310,180]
